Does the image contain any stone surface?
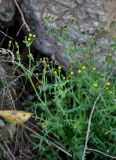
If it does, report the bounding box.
[0,0,15,28]
[20,0,116,68]
[0,0,116,68]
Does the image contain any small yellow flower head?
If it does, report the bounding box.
[73,123,78,129]
[108,53,112,57]
[106,81,110,86]
[92,67,96,71]
[62,76,66,80]
[28,37,31,41]
[93,83,98,88]
[32,34,36,38]
[54,71,57,75]
[47,64,50,67]
[28,33,33,37]
[9,40,12,44]
[58,66,61,70]
[40,58,42,61]
[8,40,12,48]
[70,71,74,75]
[77,69,82,74]
[82,66,86,70]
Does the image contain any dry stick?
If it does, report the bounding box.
[0,31,16,52]
[0,30,16,43]
[82,70,114,160]
[82,93,101,160]
[0,29,8,46]
[87,148,116,159]
[13,0,30,32]
[16,23,25,36]
[4,142,16,160]
[0,143,13,160]
[28,121,66,149]
[23,124,72,157]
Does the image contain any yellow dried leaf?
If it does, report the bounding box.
[0,110,32,124]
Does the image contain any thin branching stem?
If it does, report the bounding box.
[82,69,114,160]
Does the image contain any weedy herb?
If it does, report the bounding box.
[16,25,116,160]
[0,19,115,159]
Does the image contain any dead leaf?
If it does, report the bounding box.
[0,110,32,124]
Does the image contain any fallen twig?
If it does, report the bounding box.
[87,148,116,159]
[82,69,114,160]
[13,0,30,32]
[23,123,72,158]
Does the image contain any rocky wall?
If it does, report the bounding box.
[0,0,116,68]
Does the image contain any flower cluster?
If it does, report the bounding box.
[28,33,36,42]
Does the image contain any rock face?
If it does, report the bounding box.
[0,0,116,68]
[0,0,15,28]
[20,0,116,67]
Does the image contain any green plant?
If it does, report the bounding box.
[1,20,115,159]
[13,27,116,160]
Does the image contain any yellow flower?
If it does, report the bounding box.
[73,123,78,129]
[93,83,98,88]
[54,71,57,75]
[70,71,74,75]
[82,66,86,70]
[28,37,31,41]
[62,76,66,80]
[77,69,82,74]
[32,34,36,38]
[92,67,96,71]
[108,53,112,57]
[28,33,33,37]
[58,66,61,70]
[106,81,110,86]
